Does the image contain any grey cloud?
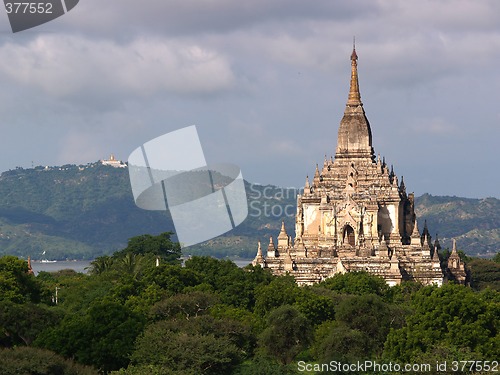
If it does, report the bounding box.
[0,0,499,199]
[0,35,235,98]
[56,0,379,37]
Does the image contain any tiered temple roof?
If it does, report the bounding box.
[253,47,467,286]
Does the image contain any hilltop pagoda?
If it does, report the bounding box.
[253,47,467,286]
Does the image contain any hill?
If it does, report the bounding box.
[0,164,171,260]
[0,163,497,260]
[415,193,499,257]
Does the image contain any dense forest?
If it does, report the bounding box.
[0,233,498,375]
[0,163,498,260]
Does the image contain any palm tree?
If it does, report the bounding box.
[87,255,113,275]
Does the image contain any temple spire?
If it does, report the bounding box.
[27,256,34,275]
[252,241,265,267]
[347,39,362,106]
[432,244,440,262]
[279,220,288,237]
[336,42,373,160]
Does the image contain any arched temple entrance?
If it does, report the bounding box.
[343,225,355,246]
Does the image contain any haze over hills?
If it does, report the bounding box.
[0,162,497,260]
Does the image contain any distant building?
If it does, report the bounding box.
[253,47,466,286]
[27,256,34,275]
[101,154,126,168]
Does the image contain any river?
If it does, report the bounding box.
[31,258,253,275]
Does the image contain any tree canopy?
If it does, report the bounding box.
[0,234,497,374]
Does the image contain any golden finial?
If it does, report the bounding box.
[347,37,362,106]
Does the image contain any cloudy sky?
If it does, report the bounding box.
[0,0,498,198]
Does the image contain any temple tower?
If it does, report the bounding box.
[253,46,465,287]
[335,45,374,161]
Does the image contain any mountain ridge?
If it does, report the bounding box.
[0,162,497,259]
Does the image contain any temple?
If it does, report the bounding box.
[101,154,126,168]
[253,47,467,286]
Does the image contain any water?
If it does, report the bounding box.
[32,258,253,275]
[232,259,252,267]
[31,260,91,275]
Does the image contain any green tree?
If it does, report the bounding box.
[36,300,145,372]
[88,255,114,275]
[111,364,185,374]
[467,258,500,291]
[384,283,499,362]
[184,256,239,287]
[317,271,390,299]
[0,346,96,375]
[143,263,202,295]
[115,232,181,264]
[313,321,368,363]
[131,316,247,375]
[335,294,396,356]
[185,257,274,310]
[0,301,60,346]
[389,281,424,303]
[0,256,41,303]
[258,305,313,365]
[117,253,144,277]
[150,291,219,321]
[46,271,114,313]
[233,355,300,375]
[125,282,166,315]
[294,287,335,325]
[408,343,487,375]
[254,275,301,317]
